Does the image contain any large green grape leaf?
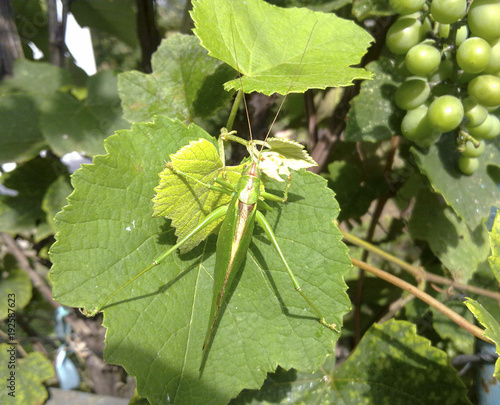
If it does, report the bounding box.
[232,320,470,404]
[0,255,32,321]
[412,133,500,229]
[409,190,490,283]
[265,0,351,9]
[489,211,500,284]
[119,34,236,124]
[0,157,68,234]
[332,320,470,404]
[70,0,138,47]
[345,57,404,142]
[191,0,373,95]
[465,298,500,378]
[49,116,351,404]
[40,70,129,156]
[0,344,55,404]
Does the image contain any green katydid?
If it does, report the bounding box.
[84,19,338,369]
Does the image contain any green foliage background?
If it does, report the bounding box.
[0,0,499,403]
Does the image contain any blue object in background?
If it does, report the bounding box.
[55,345,81,390]
[476,340,500,405]
[54,306,80,390]
[55,306,72,340]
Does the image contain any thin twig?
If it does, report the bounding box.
[343,231,500,303]
[351,258,492,344]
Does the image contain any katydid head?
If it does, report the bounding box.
[241,161,259,178]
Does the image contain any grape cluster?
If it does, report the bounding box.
[387,0,500,175]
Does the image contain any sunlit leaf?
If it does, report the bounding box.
[192,0,373,95]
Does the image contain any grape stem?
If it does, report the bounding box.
[459,130,481,147]
[343,230,500,303]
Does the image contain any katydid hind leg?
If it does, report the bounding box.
[86,205,229,317]
[255,211,339,332]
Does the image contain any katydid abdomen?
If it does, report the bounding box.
[202,162,261,366]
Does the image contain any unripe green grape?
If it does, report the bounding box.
[468,0,500,42]
[405,43,441,76]
[401,105,442,146]
[429,59,454,83]
[401,105,430,140]
[427,95,464,132]
[461,140,485,157]
[467,113,498,138]
[438,24,450,38]
[468,75,500,107]
[389,0,426,14]
[480,114,500,139]
[420,17,432,40]
[485,39,500,74]
[386,18,422,54]
[456,37,492,73]
[401,12,431,39]
[455,25,468,46]
[430,0,466,24]
[395,79,431,109]
[462,98,489,127]
[458,156,479,175]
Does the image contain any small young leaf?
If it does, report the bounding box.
[258,138,317,182]
[153,138,244,254]
[191,0,373,95]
